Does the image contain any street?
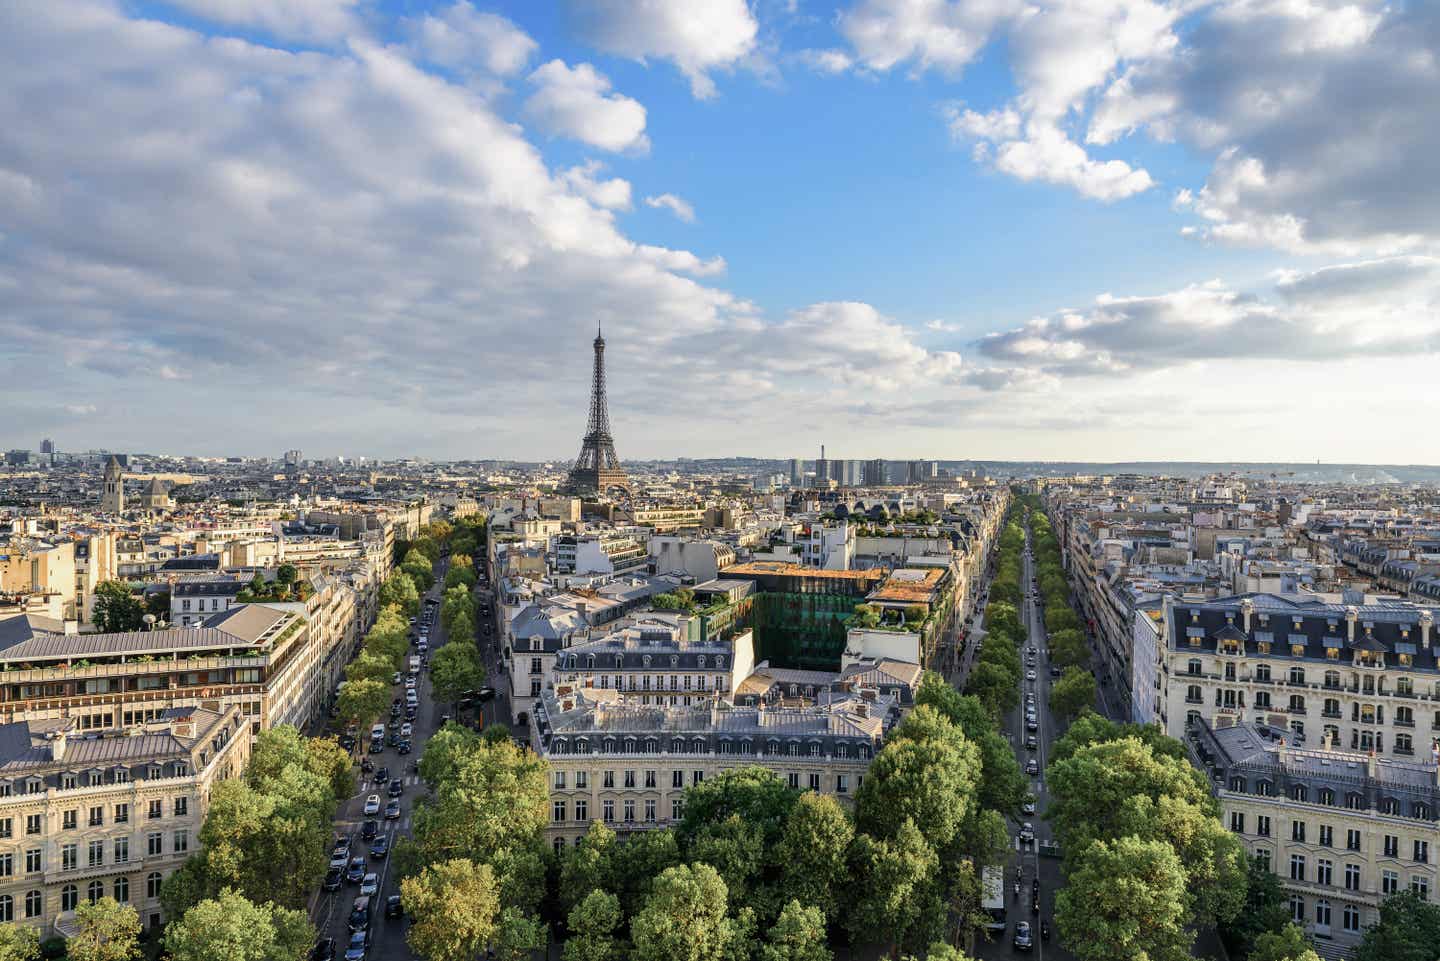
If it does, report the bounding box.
[309,554,514,961]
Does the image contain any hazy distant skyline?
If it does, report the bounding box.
[3,1,1438,463]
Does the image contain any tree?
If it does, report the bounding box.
[1049,667,1097,722]
[774,792,853,924]
[379,571,420,616]
[844,819,939,956]
[275,563,298,588]
[914,945,976,961]
[430,641,485,707]
[418,722,482,789]
[1354,890,1440,961]
[630,863,735,961]
[191,778,327,911]
[1055,836,1191,961]
[606,828,681,919]
[762,900,830,961]
[403,859,502,961]
[1048,629,1089,670]
[92,581,145,633]
[444,565,477,591]
[1220,855,1295,959]
[562,890,622,961]
[560,821,617,915]
[1250,925,1321,961]
[680,767,799,851]
[163,888,312,961]
[446,611,475,644]
[305,736,355,803]
[964,661,1018,720]
[494,908,547,961]
[0,924,39,961]
[856,706,981,851]
[67,897,141,961]
[334,677,389,729]
[345,650,397,684]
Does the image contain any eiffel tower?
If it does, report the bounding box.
[567,324,628,497]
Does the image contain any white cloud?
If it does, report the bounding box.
[64,404,97,417]
[795,48,855,74]
[160,0,358,42]
[404,3,536,75]
[839,0,1022,74]
[644,193,696,223]
[523,60,649,153]
[565,0,758,98]
[561,161,632,211]
[925,319,963,333]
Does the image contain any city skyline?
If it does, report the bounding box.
[3,1,1438,463]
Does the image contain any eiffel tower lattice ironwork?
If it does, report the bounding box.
[567,324,628,496]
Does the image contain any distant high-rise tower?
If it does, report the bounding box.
[789,459,804,487]
[39,438,54,455]
[567,325,628,497]
[101,456,125,514]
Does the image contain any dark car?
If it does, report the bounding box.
[348,896,371,932]
[360,819,378,840]
[375,767,389,784]
[1026,735,1039,750]
[344,930,368,961]
[385,800,402,820]
[332,835,350,857]
[1026,758,1040,775]
[397,739,412,755]
[323,868,343,892]
[1026,718,1039,732]
[1014,921,1033,952]
[338,734,356,750]
[390,704,402,718]
[388,778,403,798]
[1050,666,1062,677]
[312,938,337,961]
[477,687,496,702]
[345,857,366,884]
[384,895,403,920]
[369,835,390,859]
[359,758,373,773]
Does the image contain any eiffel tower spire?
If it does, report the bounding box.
[568,324,628,496]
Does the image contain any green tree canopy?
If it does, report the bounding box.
[1055,836,1191,961]
[774,792,853,924]
[761,900,831,961]
[855,706,981,852]
[430,641,485,707]
[1219,854,1291,960]
[67,897,141,961]
[345,649,397,684]
[334,677,389,730]
[163,888,312,961]
[844,819,939,956]
[93,581,146,633]
[630,863,736,961]
[963,661,1019,720]
[0,924,39,961]
[1048,629,1090,670]
[402,859,501,961]
[1049,666,1097,721]
[1354,890,1440,961]
[1250,924,1321,961]
[559,822,617,917]
[562,890,622,961]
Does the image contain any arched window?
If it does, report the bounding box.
[553,837,566,855]
[147,873,163,900]
[1289,667,1306,685]
[61,885,77,912]
[1291,784,1308,802]
[670,655,679,667]
[24,890,41,918]
[716,656,725,668]
[86,880,103,904]
[623,738,636,753]
[698,656,707,668]
[113,877,128,903]
[1324,670,1340,689]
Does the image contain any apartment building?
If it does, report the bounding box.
[554,534,648,576]
[533,686,886,850]
[1192,719,1438,954]
[170,577,246,627]
[0,604,323,735]
[0,705,250,936]
[1162,593,1440,761]
[550,624,755,708]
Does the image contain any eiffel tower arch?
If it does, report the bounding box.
[567,324,629,497]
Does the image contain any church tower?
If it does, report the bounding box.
[101,456,125,514]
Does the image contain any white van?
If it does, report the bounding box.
[370,723,385,742]
[409,656,422,674]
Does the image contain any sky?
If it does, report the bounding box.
[2,0,1438,464]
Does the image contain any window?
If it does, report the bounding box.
[644,799,656,822]
[1290,855,1306,881]
[0,819,9,840]
[1292,820,1306,843]
[671,799,683,821]
[114,838,128,864]
[24,890,40,919]
[575,772,587,790]
[147,833,162,857]
[114,877,128,903]
[24,815,40,836]
[529,657,542,676]
[575,800,587,823]
[530,679,541,697]
[148,800,162,820]
[1345,863,1360,891]
[623,771,636,789]
[1347,829,1362,852]
[173,830,188,854]
[836,774,849,794]
[1319,825,1333,847]
[174,797,188,817]
[0,854,11,878]
[692,770,704,786]
[787,773,800,789]
[1289,667,1306,685]
[1187,658,1202,676]
[62,810,77,830]
[1383,870,1399,895]
[25,849,40,874]
[645,770,656,789]
[88,841,103,868]
[147,872,163,900]
[1257,815,1271,837]
[1186,685,1202,703]
[1316,859,1332,886]
[1289,895,1304,923]
[553,837,566,855]
[1413,876,1430,900]
[552,801,566,823]
[671,770,683,789]
[1256,848,1272,872]
[603,771,614,789]
[1385,835,1399,858]
[602,801,614,823]
[1415,840,1430,864]
[808,773,821,791]
[1315,899,1331,927]
[62,844,77,871]
[553,772,566,790]
[623,800,635,823]
[0,895,12,923]
[114,803,128,824]
[1343,904,1361,933]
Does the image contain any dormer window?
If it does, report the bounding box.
[147,766,161,780]
[642,655,651,668]
[716,656,724,668]
[697,656,707,668]
[175,762,189,777]
[670,655,679,667]
[61,775,76,790]
[23,779,41,795]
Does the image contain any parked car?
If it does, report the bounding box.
[388,778,403,798]
[344,930,368,961]
[1026,735,1038,750]
[1027,718,1039,732]
[1022,798,1037,815]
[1013,920,1033,952]
[400,722,413,738]
[363,795,381,816]
[348,896,371,932]
[1026,670,1037,681]
[391,672,401,685]
[323,868,343,892]
[477,687,496,702]
[345,857,366,884]
[375,767,389,784]
[360,874,379,898]
[397,739,412,755]
[384,895,403,920]
[369,835,390,860]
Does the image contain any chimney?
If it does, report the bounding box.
[1276,736,1287,766]
[854,701,868,719]
[1421,611,1433,650]
[1367,749,1378,779]
[1346,606,1358,643]
[1240,598,1254,634]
